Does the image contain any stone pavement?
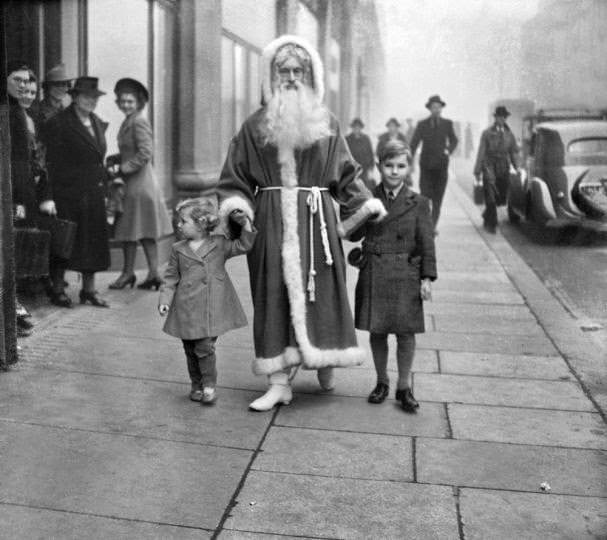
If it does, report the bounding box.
[1,183,606,539]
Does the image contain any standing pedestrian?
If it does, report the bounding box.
[158,198,257,405]
[474,106,520,233]
[108,78,172,291]
[376,117,408,161]
[35,63,72,128]
[404,118,415,144]
[216,35,386,411]
[351,141,436,412]
[345,118,375,190]
[410,95,458,233]
[45,77,111,308]
[464,122,474,159]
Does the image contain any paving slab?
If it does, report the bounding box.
[439,351,571,380]
[0,504,210,540]
[417,438,607,496]
[0,369,271,450]
[224,471,459,539]
[460,488,607,540]
[254,426,413,482]
[432,290,524,305]
[0,422,250,529]
[449,404,607,449]
[220,531,320,540]
[433,279,518,293]
[417,331,557,356]
[436,271,510,283]
[424,302,533,319]
[274,393,449,438]
[432,315,544,336]
[414,373,595,411]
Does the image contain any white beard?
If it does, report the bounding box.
[262,82,331,154]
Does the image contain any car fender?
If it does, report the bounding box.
[528,177,556,222]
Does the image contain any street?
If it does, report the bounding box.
[452,158,607,349]
[2,183,605,539]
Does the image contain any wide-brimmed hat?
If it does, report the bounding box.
[44,63,72,84]
[68,77,106,97]
[114,77,149,103]
[494,106,510,118]
[425,94,446,109]
[350,117,364,128]
[385,117,401,128]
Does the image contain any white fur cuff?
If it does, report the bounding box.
[337,198,387,238]
[218,195,255,224]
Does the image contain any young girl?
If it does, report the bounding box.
[351,140,437,412]
[159,197,256,404]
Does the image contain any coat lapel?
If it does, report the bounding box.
[175,239,217,262]
[66,105,105,158]
[374,185,417,224]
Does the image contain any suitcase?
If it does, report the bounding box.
[14,227,51,278]
[473,179,484,205]
[37,215,77,260]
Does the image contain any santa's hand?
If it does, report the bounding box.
[230,209,248,226]
[421,279,432,301]
[158,304,169,316]
[15,205,26,220]
[39,200,57,215]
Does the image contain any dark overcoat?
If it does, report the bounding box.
[9,96,50,226]
[352,185,437,334]
[45,104,110,272]
[410,117,458,170]
[159,229,257,340]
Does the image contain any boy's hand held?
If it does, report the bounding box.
[421,279,432,301]
[158,304,169,316]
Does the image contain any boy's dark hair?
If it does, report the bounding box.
[176,197,219,232]
[378,140,412,165]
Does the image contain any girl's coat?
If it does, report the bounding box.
[160,229,256,340]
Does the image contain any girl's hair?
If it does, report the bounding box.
[176,197,219,232]
[378,140,412,165]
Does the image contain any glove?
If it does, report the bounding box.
[230,209,249,226]
[39,200,57,215]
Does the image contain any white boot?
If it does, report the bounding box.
[249,371,292,411]
[317,367,335,391]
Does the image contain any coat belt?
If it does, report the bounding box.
[258,186,333,302]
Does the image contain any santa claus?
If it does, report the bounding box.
[217,35,386,411]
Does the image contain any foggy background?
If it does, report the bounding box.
[374,0,605,131]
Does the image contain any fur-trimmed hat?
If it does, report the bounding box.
[261,35,325,105]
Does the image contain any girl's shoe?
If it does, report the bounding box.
[189,389,203,402]
[396,387,419,412]
[249,372,292,411]
[137,277,163,291]
[79,290,109,308]
[109,274,136,289]
[201,387,217,405]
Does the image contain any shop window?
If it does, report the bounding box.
[221,33,262,154]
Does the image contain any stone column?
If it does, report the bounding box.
[174,0,222,195]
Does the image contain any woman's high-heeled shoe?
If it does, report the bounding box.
[137,277,163,291]
[79,290,109,308]
[108,274,136,290]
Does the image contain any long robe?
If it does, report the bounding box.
[216,110,385,375]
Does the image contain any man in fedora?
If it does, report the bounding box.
[346,118,375,189]
[36,63,73,127]
[474,106,520,233]
[410,95,458,232]
[376,117,408,162]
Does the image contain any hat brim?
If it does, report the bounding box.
[494,111,511,117]
[68,89,106,97]
[114,78,150,103]
[426,100,446,109]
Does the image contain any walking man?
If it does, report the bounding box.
[376,117,408,161]
[216,35,386,411]
[474,106,519,233]
[345,117,375,190]
[410,95,458,232]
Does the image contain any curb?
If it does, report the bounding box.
[449,179,606,419]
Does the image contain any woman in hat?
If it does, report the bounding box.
[108,78,172,290]
[45,76,111,307]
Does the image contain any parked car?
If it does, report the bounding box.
[508,120,607,231]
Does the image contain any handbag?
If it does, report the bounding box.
[473,178,484,205]
[37,214,77,260]
[14,227,51,278]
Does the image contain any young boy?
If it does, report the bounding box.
[351,140,437,412]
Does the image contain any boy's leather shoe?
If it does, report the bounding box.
[368,383,389,404]
[396,388,419,412]
[189,389,203,402]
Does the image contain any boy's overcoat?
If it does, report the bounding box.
[353,185,437,334]
[159,229,256,340]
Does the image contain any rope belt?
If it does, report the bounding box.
[259,186,333,302]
